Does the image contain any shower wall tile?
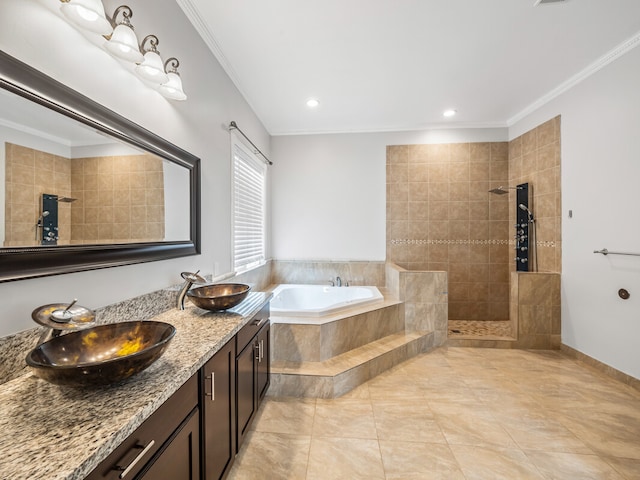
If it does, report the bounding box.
[509,116,561,274]
[386,141,510,320]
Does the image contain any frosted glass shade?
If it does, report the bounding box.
[158,72,187,101]
[60,0,112,35]
[135,51,169,84]
[104,24,143,63]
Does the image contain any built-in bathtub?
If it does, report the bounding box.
[269,284,383,320]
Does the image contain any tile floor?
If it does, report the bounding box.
[227,347,640,480]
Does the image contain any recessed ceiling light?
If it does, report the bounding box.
[443,109,457,117]
[306,98,319,108]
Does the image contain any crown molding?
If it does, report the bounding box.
[508,30,640,126]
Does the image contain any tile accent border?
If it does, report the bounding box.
[561,343,640,392]
[390,239,510,246]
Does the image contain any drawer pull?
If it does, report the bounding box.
[252,317,267,328]
[204,372,215,401]
[116,440,155,479]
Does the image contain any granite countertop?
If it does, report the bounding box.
[0,291,271,480]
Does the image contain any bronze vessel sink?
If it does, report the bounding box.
[26,321,176,387]
[186,283,251,311]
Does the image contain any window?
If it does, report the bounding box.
[232,138,267,273]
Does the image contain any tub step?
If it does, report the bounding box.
[269,330,435,398]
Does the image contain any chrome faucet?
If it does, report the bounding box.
[31,299,96,346]
[177,270,207,310]
[336,276,342,287]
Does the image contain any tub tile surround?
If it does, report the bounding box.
[271,296,404,363]
[267,261,447,398]
[272,260,386,287]
[385,262,448,345]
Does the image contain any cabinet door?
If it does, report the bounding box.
[136,408,200,480]
[201,339,236,480]
[256,323,270,403]
[236,338,258,450]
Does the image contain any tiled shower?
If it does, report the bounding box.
[4,143,166,246]
[386,116,562,325]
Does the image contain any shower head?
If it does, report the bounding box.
[56,196,77,203]
[488,186,522,195]
[519,203,535,222]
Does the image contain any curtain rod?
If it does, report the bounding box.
[228,121,273,165]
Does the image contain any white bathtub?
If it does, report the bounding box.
[270,284,383,319]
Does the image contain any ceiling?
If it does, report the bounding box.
[178,0,640,136]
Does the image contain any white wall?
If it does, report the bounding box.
[271,128,507,261]
[0,0,270,336]
[510,46,640,379]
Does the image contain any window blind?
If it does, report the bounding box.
[232,141,266,272]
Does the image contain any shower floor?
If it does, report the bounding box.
[448,320,515,339]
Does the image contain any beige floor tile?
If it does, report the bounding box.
[493,409,593,454]
[604,455,640,479]
[312,401,377,439]
[372,400,447,444]
[451,444,546,480]
[251,396,316,435]
[306,437,385,480]
[555,409,640,460]
[430,402,517,448]
[379,440,465,479]
[229,347,640,479]
[525,450,626,479]
[227,431,311,480]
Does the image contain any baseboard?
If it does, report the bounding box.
[560,343,640,392]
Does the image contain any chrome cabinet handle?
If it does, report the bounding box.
[116,440,155,479]
[204,372,215,401]
[259,339,264,362]
[252,317,267,328]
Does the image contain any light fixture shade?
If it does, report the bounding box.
[60,0,113,35]
[158,72,187,101]
[104,24,143,63]
[136,51,169,84]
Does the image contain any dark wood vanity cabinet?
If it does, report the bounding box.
[235,305,270,451]
[200,338,236,480]
[86,303,270,480]
[86,375,199,480]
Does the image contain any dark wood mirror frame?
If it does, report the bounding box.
[0,51,201,283]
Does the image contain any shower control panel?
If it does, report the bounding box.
[40,194,59,246]
[514,183,531,272]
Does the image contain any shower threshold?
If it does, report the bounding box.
[447,320,515,340]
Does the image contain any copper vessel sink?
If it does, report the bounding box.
[26,321,176,387]
[186,283,251,311]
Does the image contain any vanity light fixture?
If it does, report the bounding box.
[103,5,144,63]
[57,1,186,101]
[59,0,112,35]
[135,35,169,84]
[443,109,457,117]
[157,58,187,101]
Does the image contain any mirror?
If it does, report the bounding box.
[0,51,201,282]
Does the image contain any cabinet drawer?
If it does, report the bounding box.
[86,375,198,480]
[236,304,269,353]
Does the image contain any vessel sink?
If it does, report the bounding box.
[26,321,176,387]
[186,283,251,311]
